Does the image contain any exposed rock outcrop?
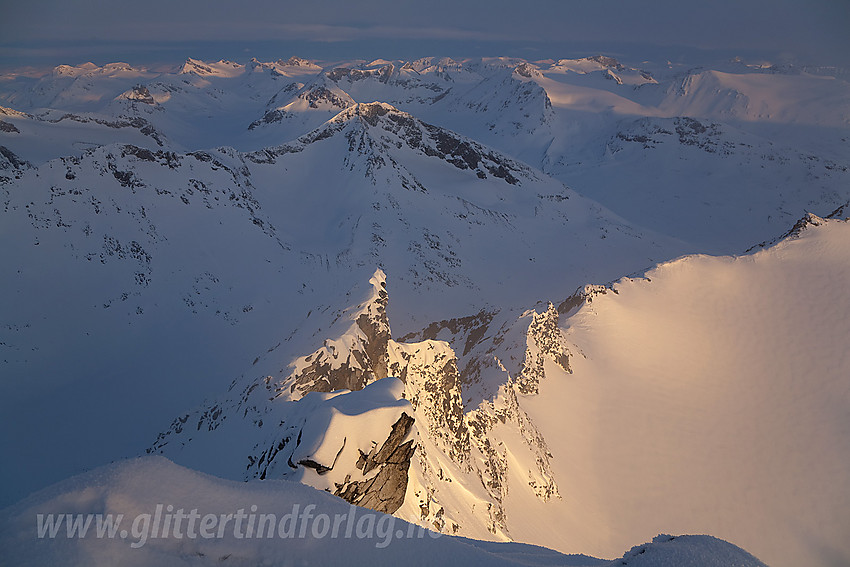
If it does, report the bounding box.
[0,120,20,133]
[280,270,390,396]
[335,412,416,514]
[0,145,31,171]
[120,85,157,105]
[516,303,572,395]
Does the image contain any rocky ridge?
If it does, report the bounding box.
[251,102,532,186]
[149,268,581,536]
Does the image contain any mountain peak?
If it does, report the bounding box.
[116,84,157,105]
[262,101,530,185]
[279,267,391,397]
[280,56,316,68]
[331,101,401,126]
[582,54,625,70]
[180,58,245,77]
[745,211,831,252]
[53,62,98,76]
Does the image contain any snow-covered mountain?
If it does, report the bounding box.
[4,55,847,251]
[2,53,849,566]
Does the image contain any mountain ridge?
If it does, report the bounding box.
[145,214,850,567]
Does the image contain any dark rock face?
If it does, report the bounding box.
[327,64,396,85]
[182,59,215,75]
[128,85,156,105]
[248,109,286,130]
[288,280,390,395]
[289,346,374,394]
[0,120,20,133]
[301,86,351,110]
[335,412,416,514]
[356,310,390,382]
[612,117,730,155]
[282,56,312,67]
[746,212,832,252]
[513,63,538,78]
[399,309,496,359]
[557,284,610,316]
[584,55,625,71]
[0,145,30,170]
[389,342,470,466]
[826,203,850,220]
[42,113,166,146]
[352,101,392,126]
[381,108,525,184]
[674,117,722,151]
[516,303,571,396]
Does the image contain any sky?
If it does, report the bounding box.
[0,0,848,69]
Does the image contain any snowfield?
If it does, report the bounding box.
[0,456,769,567]
[517,215,850,567]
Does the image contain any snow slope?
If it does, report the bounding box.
[0,456,768,567]
[514,215,850,566]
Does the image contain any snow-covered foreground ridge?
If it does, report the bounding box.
[0,456,769,567]
[150,216,850,567]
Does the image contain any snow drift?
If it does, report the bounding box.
[0,456,768,567]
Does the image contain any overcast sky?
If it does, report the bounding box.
[1,0,848,67]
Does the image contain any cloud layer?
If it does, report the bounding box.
[1,0,848,65]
